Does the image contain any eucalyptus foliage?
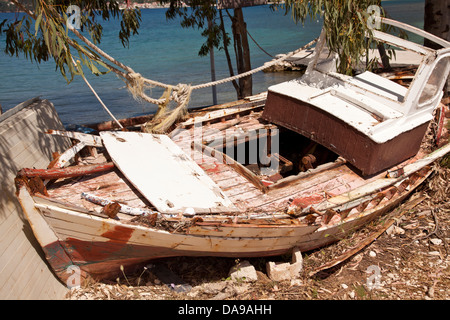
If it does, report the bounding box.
[161,0,229,57]
[0,0,394,85]
[0,0,141,83]
[272,0,384,75]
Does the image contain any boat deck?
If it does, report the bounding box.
[46,105,426,225]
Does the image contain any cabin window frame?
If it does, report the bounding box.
[417,55,450,108]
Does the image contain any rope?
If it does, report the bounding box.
[70,24,318,132]
[132,37,317,132]
[190,37,318,90]
[72,57,124,129]
[247,30,275,59]
[142,84,192,133]
[123,37,318,94]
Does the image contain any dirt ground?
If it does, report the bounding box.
[66,161,450,301]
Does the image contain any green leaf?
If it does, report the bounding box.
[35,13,42,36]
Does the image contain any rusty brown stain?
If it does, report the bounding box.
[207,162,222,174]
[290,194,324,210]
[101,225,134,242]
[28,176,49,196]
[102,202,121,218]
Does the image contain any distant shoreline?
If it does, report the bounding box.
[118,2,172,10]
[0,2,278,13]
[0,1,171,13]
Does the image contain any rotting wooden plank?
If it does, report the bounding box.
[49,184,151,214]
[228,186,262,200]
[41,220,111,244]
[34,195,98,216]
[244,165,349,209]
[47,130,103,147]
[96,191,151,209]
[48,169,122,191]
[48,141,86,169]
[311,142,450,213]
[309,191,426,276]
[173,113,267,149]
[180,102,264,128]
[216,177,254,191]
[192,142,268,193]
[187,223,319,238]
[46,170,142,208]
[269,157,347,190]
[198,162,233,177]
[101,131,239,214]
[206,125,273,150]
[18,162,115,180]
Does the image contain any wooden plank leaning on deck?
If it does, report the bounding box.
[192,142,268,194]
[17,162,115,180]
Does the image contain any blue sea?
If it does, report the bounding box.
[0,1,425,126]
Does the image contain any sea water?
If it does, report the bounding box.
[0,1,425,126]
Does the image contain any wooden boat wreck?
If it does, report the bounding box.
[15,18,450,283]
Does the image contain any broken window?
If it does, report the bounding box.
[418,56,450,105]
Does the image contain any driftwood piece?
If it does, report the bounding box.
[81,192,161,217]
[18,162,114,179]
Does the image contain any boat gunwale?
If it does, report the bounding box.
[18,146,440,232]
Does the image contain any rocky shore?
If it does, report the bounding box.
[118,2,172,9]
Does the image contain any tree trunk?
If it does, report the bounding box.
[219,10,240,94]
[424,0,450,49]
[377,43,392,71]
[232,7,252,99]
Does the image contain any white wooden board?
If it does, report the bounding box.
[100,131,238,214]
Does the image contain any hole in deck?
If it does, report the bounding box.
[212,126,339,183]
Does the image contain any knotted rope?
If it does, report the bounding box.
[140,83,192,134]
[125,37,319,133]
[71,24,318,133]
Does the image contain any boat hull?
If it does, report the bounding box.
[17,170,429,283]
